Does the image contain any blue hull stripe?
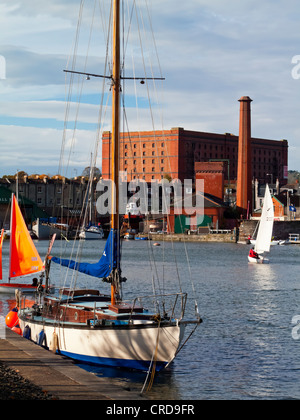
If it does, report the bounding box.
[59,350,167,372]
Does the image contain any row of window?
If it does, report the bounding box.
[20,186,63,194]
[124,142,165,149]
[124,167,165,173]
[123,159,165,165]
[130,175,166,180]
[124,151,165,157]
[185,142,282,157]
[36,197,79,205]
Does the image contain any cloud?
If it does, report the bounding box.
[0,124,102,177]
[1,100,104,126]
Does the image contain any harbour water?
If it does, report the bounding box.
[1,238,300,400]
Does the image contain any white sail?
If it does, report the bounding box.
[254,185,274,254]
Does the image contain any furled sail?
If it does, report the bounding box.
[51,229,120,278]
[254,185,274,254]
[9,195,45,279]
[0,229,4,280]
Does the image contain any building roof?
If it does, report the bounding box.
[172,190,228,211]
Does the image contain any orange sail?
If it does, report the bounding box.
[9,195,44,279]
[0,229,4,280]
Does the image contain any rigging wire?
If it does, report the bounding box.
[57,0,113,294]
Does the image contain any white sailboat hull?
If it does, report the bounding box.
[79,228,104,240]
[32,221,69,240]
[248,185,273,264]
[248,256,269,264]
[18,316,185,371]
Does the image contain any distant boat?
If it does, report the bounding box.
[123,229,136,240]
[78,154,104,241]
[0,194,45,293]
[32,219,69,240]
[248,185,274,264]
[79,225,104,240]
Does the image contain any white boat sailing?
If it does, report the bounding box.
[248,185,274,264]
[10,0,202,375]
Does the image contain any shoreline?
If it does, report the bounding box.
[0,328,145,401]
[148,233,237,243]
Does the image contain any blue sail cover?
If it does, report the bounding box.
[51,229,120,278]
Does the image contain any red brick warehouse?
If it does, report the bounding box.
[102,128,288,184]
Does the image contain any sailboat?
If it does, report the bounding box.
[78,155,104,240]
[0,194,45,293]
[249,220,281,246]
[79,224,104,240]
[248,185,274,264]
[17,0,201,373]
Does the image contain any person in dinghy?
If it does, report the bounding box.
[249,248,260,261]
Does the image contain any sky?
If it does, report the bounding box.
[0,0,300,178]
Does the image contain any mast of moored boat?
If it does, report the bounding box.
[110,0,121,306]
[8,194,13,284]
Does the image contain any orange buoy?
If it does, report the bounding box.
[5,308,19,329]
[12,325,22,336]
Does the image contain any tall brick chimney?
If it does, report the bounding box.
[236,96,253,217]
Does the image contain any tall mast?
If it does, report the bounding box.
[110,0,121,305]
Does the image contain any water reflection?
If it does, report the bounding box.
[76,362,181,399]
[248,263,277,290]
